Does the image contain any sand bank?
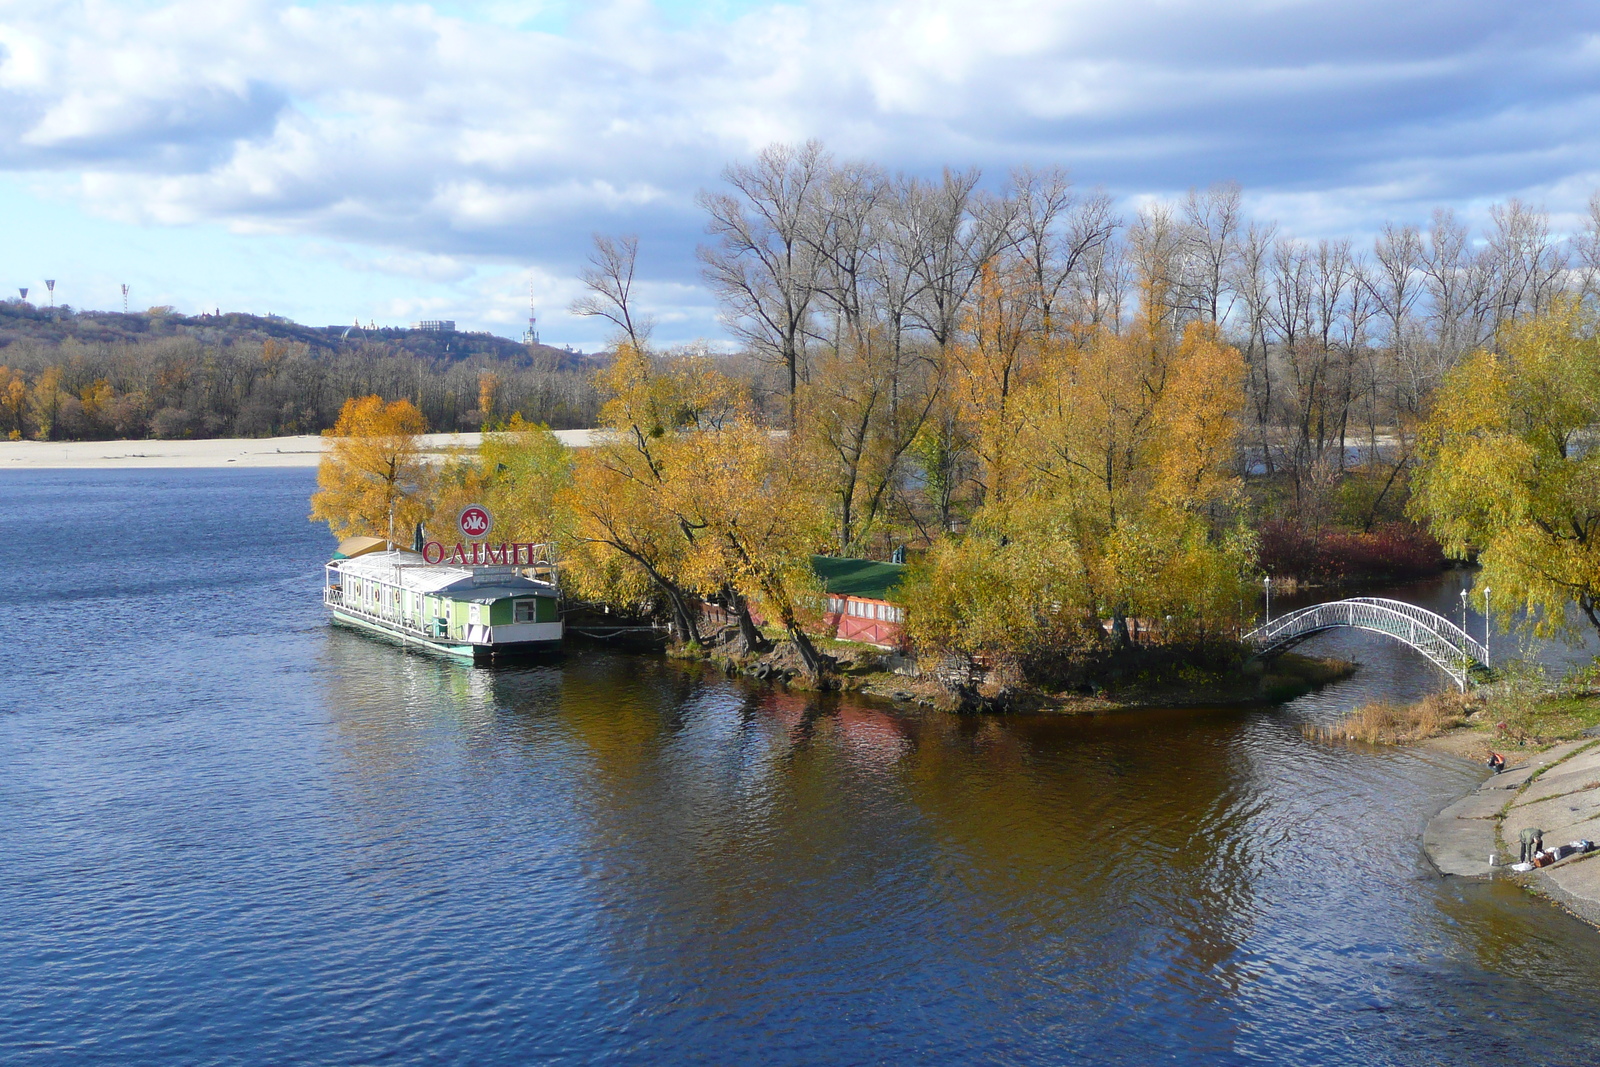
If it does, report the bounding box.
[0,430,599,470]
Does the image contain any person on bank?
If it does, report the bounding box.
[1520,827,1545,864]
[1487,751,1506,773]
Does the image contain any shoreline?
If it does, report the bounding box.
[681,634,1356,716]
[0,431,599,470]
[1424,737,1600,929]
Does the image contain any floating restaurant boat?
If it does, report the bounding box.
[322,512,562,663]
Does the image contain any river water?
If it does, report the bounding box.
[4,469,1600,1066]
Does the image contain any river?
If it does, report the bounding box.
[4,468,1600,1066]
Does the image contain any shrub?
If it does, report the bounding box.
[1259,520,1445,585]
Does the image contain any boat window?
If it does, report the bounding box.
[514,600,537,623]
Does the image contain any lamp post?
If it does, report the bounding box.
[1483,586,1491,667]
[1264,575,1272,624]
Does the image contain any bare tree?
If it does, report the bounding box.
[1574,191,1600,301]
[1485,199,1570,329]
[570,233,654,351]
[1230,220,1278,472]
[1370,223,1426,413]
[1180,181,1243,324]
[698,141,831,425]
[1009,166,1118,334]
[1128,203,1186,333]
[899,168,1014,352]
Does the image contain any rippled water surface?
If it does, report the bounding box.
[5,469,1600,1066]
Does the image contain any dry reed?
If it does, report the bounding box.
[1306,691,1475,745]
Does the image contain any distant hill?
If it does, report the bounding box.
[0,302,601,371]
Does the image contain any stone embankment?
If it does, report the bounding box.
[1425,738,1600,927]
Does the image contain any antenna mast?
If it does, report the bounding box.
[121,284,129,313]
[522,283,540,346]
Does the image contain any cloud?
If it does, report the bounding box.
[3,0,1600,338]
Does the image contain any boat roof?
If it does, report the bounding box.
[332,535,391,560]
[332,549,556,600]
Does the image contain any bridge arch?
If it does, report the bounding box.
[1244,597,1487,690]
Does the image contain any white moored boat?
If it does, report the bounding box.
[324,535,562,663]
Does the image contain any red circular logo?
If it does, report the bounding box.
[458,504,492,538]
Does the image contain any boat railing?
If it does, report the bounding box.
[324,586,450,641]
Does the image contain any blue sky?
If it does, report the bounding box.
[3,0,1599,347]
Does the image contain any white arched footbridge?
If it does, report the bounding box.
[1244,597,1488,690]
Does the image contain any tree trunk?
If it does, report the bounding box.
[1109,605,1132,650]
[727,584,770,653]
[786,625,828,680]
[664,585,701,646]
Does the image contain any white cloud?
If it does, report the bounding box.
[2,0,1599,338]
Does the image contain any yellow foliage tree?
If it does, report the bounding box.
[559,345,748,644]
[0,367,27,439]
[796,328,939,554]
[309,396,433,541]
[478,414,573,545]
[1411,301,1600,640]
[904,315,1254,673]
[29,366,65,441]
[951,260,1039,514]
[662,419,833,678]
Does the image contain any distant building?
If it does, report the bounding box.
[412,320,456,333]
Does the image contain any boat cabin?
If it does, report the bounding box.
[324,546,561,661]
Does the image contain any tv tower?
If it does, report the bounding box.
[121,284,129,313]
[522,284,540,346]
[45,280,55,307]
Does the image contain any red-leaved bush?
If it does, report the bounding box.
[1258,521,1447,585]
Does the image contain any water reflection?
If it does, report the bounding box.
[7,469,1600,1065]
[309,633,1600,1063]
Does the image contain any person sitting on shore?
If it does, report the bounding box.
[1487,751,1506,773]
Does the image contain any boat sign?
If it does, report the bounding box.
[458,504,493,539]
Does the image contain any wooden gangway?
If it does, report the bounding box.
[1244,597,1488,690]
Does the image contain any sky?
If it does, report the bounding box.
[3,0,1600,347]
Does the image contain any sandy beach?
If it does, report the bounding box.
[0,431,599,470]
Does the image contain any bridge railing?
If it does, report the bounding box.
[1244,596,1487,690]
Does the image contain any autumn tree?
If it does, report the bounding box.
[309,395,433,541]
[797,327,940,554]
[477,415,573,545]
[29,366,65,441]
[951,260,1038,516]
[1410,301,1600,640]
[0,367,27,439]
[662,418,834,679]
[560,345,748,644]
[903,315,1254,678]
